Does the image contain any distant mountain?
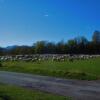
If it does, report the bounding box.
[6,45,18,50]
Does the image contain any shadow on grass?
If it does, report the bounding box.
[0,92,11,100]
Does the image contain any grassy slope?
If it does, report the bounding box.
[0,58,100,80]
[0,84,70,100]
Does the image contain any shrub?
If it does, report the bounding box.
[0,62,2,67]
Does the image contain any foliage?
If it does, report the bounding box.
[0,30,100,55]
[0,62,2,67]
[92,30,100,43]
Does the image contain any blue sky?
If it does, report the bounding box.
[0,0,100,47]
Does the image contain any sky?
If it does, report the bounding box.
[0,0,100,47]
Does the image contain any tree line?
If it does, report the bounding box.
[0,30,100,55]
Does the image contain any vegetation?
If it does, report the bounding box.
[0,62,2,67]
[0,84,70,100]
[0,31,99,100]
[0,31,100,80]
[0,57,100,80]
[0,30,100,55]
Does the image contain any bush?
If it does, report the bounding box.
[0,92,10,100]
[0,62,2,67]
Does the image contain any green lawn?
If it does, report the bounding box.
[0,58,100,80]
[0,84,70,100]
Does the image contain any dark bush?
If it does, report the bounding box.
[0,92,11,100]
[0,62,2,67]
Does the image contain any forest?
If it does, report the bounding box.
[0,30,100,55]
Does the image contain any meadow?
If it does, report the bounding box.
[0,57,100,80]
[0,84,70,100]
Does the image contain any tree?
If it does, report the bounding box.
[46,42,56,54]
[92,30,100,43]
[56,40,66,54]
[67,39,77,47]
[67,39,77,54]
[8,46,33,55]
[75,36,88,54]
[34,41,47,54]
[75,36,88,45]
[0,47,4,56]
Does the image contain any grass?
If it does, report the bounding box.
[0,58,100,80]
[0,84,70,100]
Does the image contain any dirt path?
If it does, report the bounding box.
[0,71,100,100]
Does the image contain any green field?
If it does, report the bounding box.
[0,84,70,100]
[0,58,100,80]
